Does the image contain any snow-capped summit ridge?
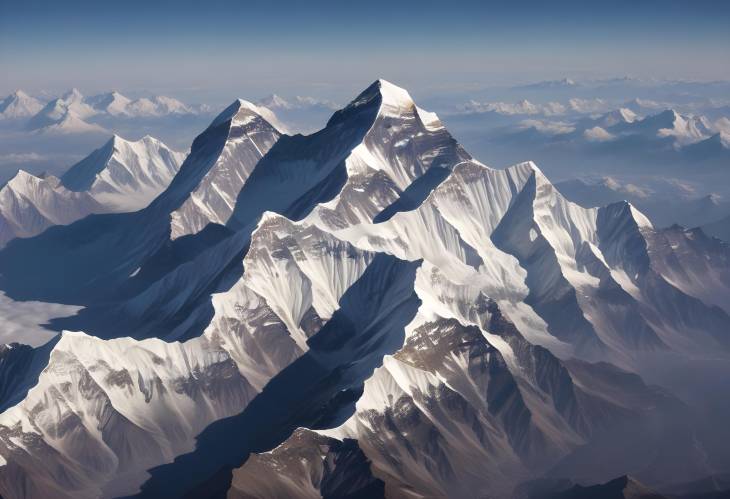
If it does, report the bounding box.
[61,134,186,210]
[209,98,286,133]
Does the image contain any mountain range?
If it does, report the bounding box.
[555,176,730,230]
[0,89,209,134]
[0,80,728,499]
[0,135,185,247]
[0,91,44,119]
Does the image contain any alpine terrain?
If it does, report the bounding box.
[0,80,728,499]
[0,135,185,248]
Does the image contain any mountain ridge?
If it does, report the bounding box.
[0,80,728,499]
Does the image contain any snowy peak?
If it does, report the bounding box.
[0,170,103,247]
[655,109,713,146]
[169,99,283,239]
[57,88,97,118]
[327,79,415,127]
[86,90,132,115]
[604,108,714,147]
[46,111,106,135]
[87,91,194,117]
[23,89,203,128]
[209,98,285,132]
[601,107,637,127]
[257,94,291,109]
[375,78,417,115]
[0,133,184,246]
[61,134,186,211]
[2,80,730,499]
[0,90,44,119]
[26,89,101,133]
[256,93,337,111]
[62,87,84,102]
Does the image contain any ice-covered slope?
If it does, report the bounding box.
[27,89,99,131]
[0,135,185,249]
[0,91,44,119]
[33,110,107,135]
[0,80,729,499]
[0,171,103,248]
[62,135,187,211]
[169,100,283,239]
[610,109,714,147]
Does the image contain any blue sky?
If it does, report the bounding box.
[2,0,729,103]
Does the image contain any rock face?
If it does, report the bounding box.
[0,80,728,499]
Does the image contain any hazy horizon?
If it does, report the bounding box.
[2,0,730,105]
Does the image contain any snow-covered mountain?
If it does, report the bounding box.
[556,177,730,228]
[0,171,103,248]
[0,91,44,119]
[257,94,337,111]
[26,89,103,134]
[32,110,107,135]
[61,134,187,211]
[0,135,185,248]
[0,80,728,499]
[613,109,714,147]
[20,89,206,135]
[87,91,196,117]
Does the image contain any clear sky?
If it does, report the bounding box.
[2,0,729,103]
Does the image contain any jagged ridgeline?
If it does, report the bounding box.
[0,80,729,499]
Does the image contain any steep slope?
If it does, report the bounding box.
[0,135,185,249]
[0,80,728,499]
[61,135,187,211]
[0,217,421,498]
[169,100,283,239]
[27,89,98,132]
[0,171,103,248]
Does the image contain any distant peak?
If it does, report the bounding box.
[617,107,637,122]
[257,94,290,109]
[657,108,681,120]
[63,88,84,100]
[6,169,41,189]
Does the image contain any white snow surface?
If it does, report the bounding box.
[1,79,729,499]
[0,91,44,119]
[62,135,187,211]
